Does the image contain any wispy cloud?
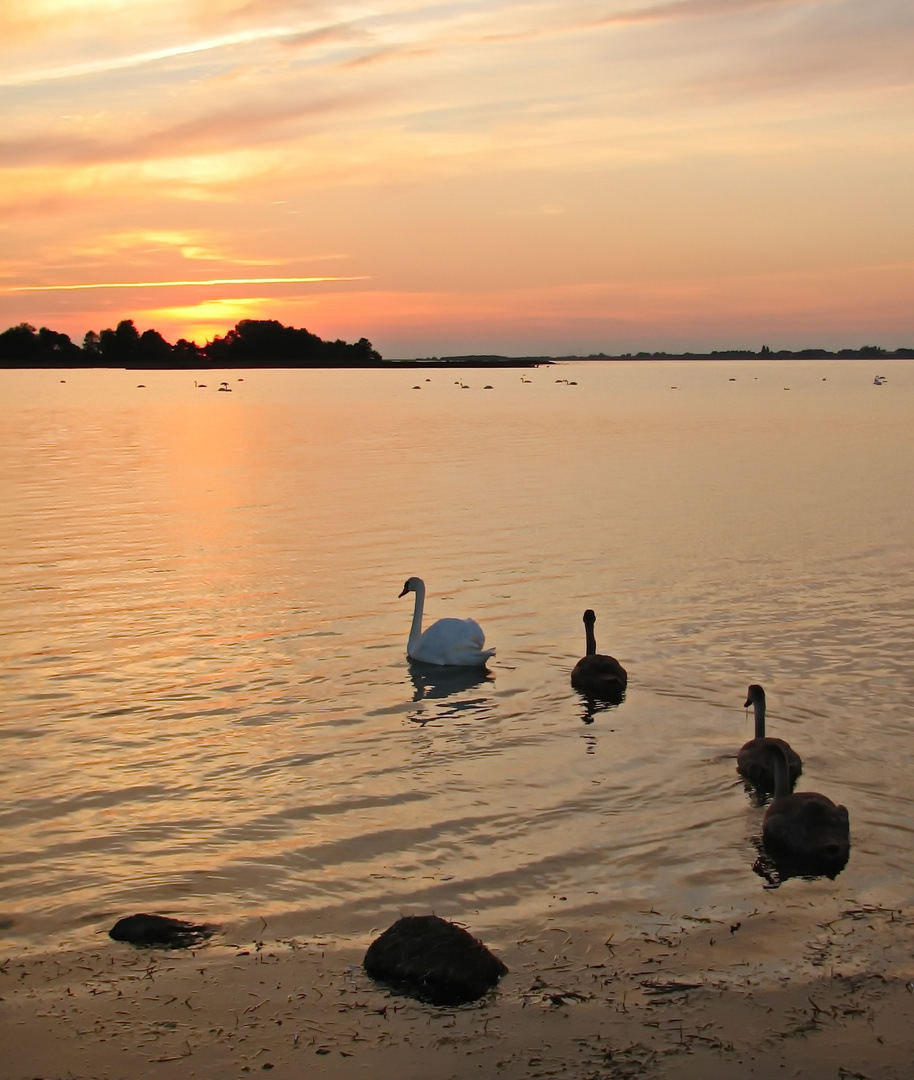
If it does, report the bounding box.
[73,229,277,263]
[0,21,337,86]
[10,276,369,293]
[598,0,820,27]
[0,89,369,169]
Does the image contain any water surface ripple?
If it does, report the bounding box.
[2,361,913,950]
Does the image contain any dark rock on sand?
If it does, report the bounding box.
[364,914,508,1006]
[108,913,215,948]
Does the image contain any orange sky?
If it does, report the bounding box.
[1,0,912,357]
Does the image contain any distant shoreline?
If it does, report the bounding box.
[3,318,912,369]
[3,351,913,371]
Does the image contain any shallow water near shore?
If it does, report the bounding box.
[2,360,913,962]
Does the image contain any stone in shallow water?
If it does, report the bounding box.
[364,914,508,1006]
[108,913,215,948]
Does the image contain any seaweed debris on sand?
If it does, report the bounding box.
[6,904,914,1079]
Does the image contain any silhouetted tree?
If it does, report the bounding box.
[97,319,143,365]
[173,338,204,365]
[137,328,172,366]
[2,318,382,367]
[0,323,41,363]
[37,327,80,361]
[204,319,322,365]
[355,337,382,364]
[0,322,80,365]
[203,319,381,366]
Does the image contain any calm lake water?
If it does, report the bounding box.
[2,361,913,956]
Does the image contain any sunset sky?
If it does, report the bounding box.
[1,0,912,357]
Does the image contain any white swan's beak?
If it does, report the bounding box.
[398,585,409,597]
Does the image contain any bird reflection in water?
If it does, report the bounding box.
[406,660,493,725]
[577,688,624,725]
[740,780,775,811]
[750,833,850,888]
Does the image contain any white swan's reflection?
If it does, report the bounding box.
[407,659,493,703]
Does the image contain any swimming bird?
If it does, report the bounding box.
[570,610,627,699]
[737,685,802,792]
[398,577,495,667]
[762,742,849,868]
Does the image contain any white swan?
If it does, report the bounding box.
[398,577,495,667]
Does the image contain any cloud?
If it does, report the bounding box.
[97,229,240,263]
[10,275,368,293]
[598,0,815,27]
[0,21,332,87]
[0,85,372,170]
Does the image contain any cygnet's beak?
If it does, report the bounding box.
[743,695,752,708]
[398,585,409,597]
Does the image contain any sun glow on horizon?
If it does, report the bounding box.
[141,296,275,344]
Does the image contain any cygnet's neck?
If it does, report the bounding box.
[770,742,791,800]
[753,695,766,740]
[584,620,597,656]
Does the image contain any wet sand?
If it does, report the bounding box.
[5,901,914,1079]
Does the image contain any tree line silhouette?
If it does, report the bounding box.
[1,319,911,367]
[0,319,382,368]
[611,345,913,359]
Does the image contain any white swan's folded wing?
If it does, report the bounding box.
[461,618,487,648]
[410,617,494,666]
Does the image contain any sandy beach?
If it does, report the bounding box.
[5,898,914,1080]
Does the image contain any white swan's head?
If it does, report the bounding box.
[399,576,424,598]
[745,683,765,709]
[583,609,596,627]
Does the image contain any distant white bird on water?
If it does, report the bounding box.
[398,577,495,667]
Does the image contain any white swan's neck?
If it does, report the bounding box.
[753,696,766,740]
[584,621,597,656]
[408,580,426,652]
